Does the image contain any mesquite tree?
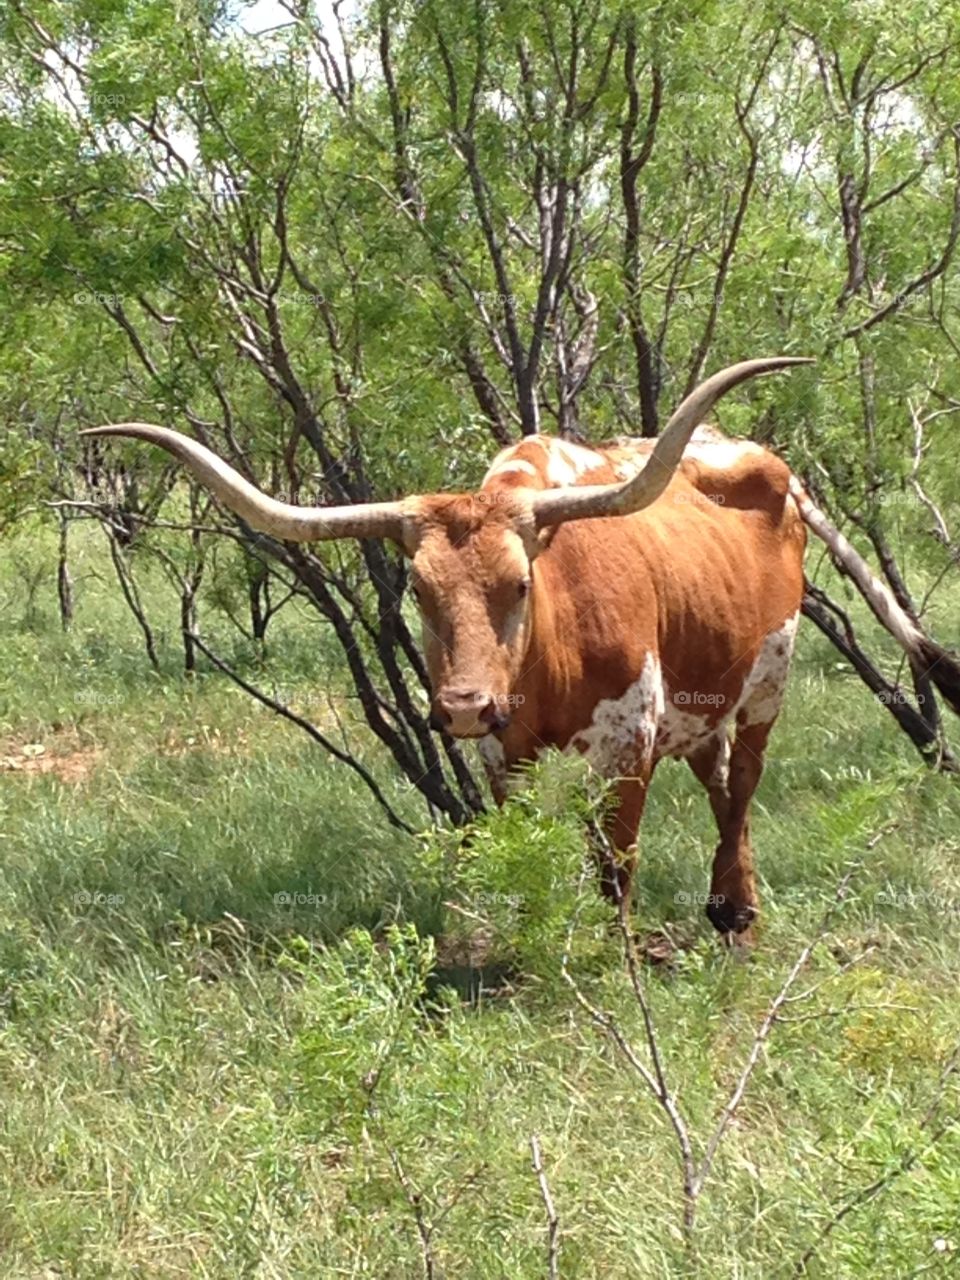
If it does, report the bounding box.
[1,0,959,816]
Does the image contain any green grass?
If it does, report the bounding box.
[2,520,960,1277]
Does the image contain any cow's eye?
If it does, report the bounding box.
[517,579,531,599]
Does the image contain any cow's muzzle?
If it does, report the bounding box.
[430,687,512,737]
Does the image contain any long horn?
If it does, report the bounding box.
[532,357,815,527]
[80,424,407,542]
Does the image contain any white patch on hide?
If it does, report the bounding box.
[567,615,799,779]
[568,653,663,777]
[555,440,601,473]
[477,734,509,798]
[535,437,603,487]
[482,429,767,496]
[655,702,719,759]
[656,614,799,756]
[710,734,732,787]
[544,453,578,485]
[686,434,765,468]
[736,612,799,727]
[612,457,649,481]
[607,428,763,477]
[482,459,538,483]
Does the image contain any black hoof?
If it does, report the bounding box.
[706,897,757,935]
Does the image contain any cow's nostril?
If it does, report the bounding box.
[479,699,511,731]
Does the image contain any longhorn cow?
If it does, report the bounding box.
[84,359,957,941]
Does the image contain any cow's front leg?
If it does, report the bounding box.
[595,770,653,907]
[477,735,517,806]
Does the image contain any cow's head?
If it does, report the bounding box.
[403,492,540,736]
[82,358,811,739]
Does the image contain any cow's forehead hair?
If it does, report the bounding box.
[402,493,538,568]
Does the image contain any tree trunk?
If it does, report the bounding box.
[249,561,269,645]
[57,515,74,631]
[105,526,161,674]
[181,579,199,674]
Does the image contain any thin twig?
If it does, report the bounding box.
[908,398,954,547]
[693,864,861,1199]
[529,1135,560,1280]
[562,828,886,1242]
[187,632,414,833]
[379,1129,436,1280]
[776,1001,918,1024]
[782,945,879,1005]
[560,858,698,1232]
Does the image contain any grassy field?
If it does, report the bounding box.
[2,521,959,1278]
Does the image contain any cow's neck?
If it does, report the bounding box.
[499,547,584,762]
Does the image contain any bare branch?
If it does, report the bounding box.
[187,632,415,834]
[692,866,861,1199]
[684,30,780,392]
[801,582,955,770]
[908,398,954,546]
[620,18,663,436]
[843,129,960,338]
[529,1135,560,1280]
[561,858,698,1232]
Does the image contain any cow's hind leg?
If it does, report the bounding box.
[700,620,796,942]
[703,718,775,941]
[687,730,760,937]
[686,732,731,839]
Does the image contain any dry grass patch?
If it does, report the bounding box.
[0,728,104,783]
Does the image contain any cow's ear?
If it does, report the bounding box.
[399,511,424,558]
[536,524,560,553]
[514,511,553,558]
